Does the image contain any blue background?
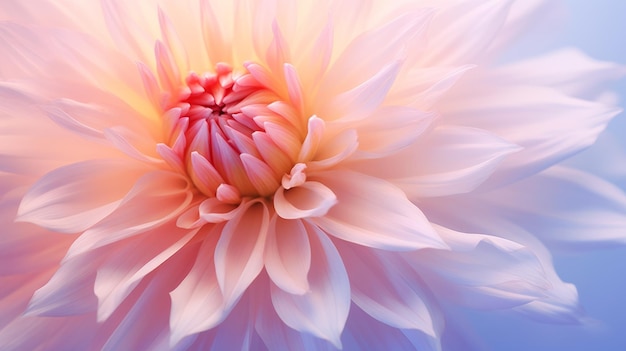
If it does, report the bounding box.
[470,1,626,350]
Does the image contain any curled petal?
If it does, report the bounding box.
[274,181,337,220]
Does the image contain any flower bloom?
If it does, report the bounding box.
[1,0,625,350]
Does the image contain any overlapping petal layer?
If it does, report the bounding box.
[0,0,624,350]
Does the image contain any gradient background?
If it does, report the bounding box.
[469,1,626,350]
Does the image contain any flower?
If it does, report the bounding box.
[1,0,625,350]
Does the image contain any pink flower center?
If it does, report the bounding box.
[161,63,301,204]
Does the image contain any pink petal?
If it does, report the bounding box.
[311,170,445,251]
[214,200,269,310]
[337,241,438,336]
[64,170,192,258]
[255,276,334,350]
[271,222,349,348]
[17,159,148,233]
[274,181,337,220]
[264,217,311,295]
[169,226,225,346]
[94,223,198,322]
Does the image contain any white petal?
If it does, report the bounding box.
[311,170,445,251]
[478,166,626,249]
[264,217,311,295]
[492,48,626,97]
[351,126,520,197]
[271,222,349,348]
[421,192,585,322]
[443,85,620,188]
[422,0,512,65]
[274,181,337,220]
[337,241,437,335]
[410,225,551,309]
[325,61,402,122]
[17,159,148,233]
[214,200,269,310]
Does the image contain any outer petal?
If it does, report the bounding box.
[16,159,148,233]
[492,48,626,98]
[342,305,441,351]
[254,274,336,351]
[214,200,269,310]
[264,217,311,295]
[169,225,224,347]
[311,170,445,250]
[350,125,521,197]
[271,222,350,348]
[64,170,192,258]
[94,222,198,322]
[409,225,551,309]
[421,194,584,323]
[476,166,626,249]
[420,0,513,66]
[442,84,620,188]
[336,240,438,336]
[353,106,436,158]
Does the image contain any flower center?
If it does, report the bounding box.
[161,63,299,204]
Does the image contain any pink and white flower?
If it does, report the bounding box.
[1,0,625,349]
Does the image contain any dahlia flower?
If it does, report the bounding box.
[1,0,625,349]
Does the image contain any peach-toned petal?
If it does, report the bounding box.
[264,217,311,295]
[64,170,192,257]
[17,159,149,233]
